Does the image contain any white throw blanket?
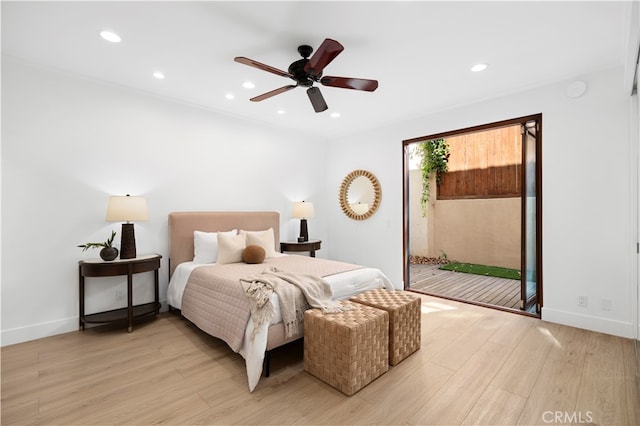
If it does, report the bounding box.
[240,267,349,338]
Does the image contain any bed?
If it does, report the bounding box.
[166,211,392,391]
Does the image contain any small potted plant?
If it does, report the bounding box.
[78,230,118,261]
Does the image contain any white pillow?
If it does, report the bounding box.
[193,229,236,264]
[241,228,277,258]
[216,232,247,264]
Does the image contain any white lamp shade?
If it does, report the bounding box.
[292,201,315,219]
[105,195,148,222]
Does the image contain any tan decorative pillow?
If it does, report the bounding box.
[242,245,266,264]
[241,228,277,258]
[216,232,246,264]
[193,229,237,264]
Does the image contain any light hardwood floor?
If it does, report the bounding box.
[2,294,639,425]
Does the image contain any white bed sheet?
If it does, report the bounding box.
[166,256,392,391]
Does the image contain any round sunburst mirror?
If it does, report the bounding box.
[339,170,382,220]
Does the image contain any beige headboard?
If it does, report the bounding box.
[168,211,280,277]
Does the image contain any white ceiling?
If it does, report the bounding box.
[1,1,632,138]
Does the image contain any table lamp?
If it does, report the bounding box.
[292,201,314,242]
[105,194,148,259]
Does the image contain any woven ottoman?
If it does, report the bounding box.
[350,289,421,365]
[303,301,389,396]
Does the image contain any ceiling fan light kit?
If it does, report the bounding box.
[307,86,328,112]
[234,38,378,113]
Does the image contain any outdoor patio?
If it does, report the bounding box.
[408,262,522,310]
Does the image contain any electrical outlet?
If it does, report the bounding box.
[601,298,612,311]
[578,296,587,307]
[115,289,126,301]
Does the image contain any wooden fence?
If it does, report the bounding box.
[438,125,522,199]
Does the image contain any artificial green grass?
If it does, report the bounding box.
[439,262,521,280]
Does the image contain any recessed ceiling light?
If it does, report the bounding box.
[152,72,165,80]
[330,112,341,118]
[242,81,255,89]
[565,81,587,98]
[100,30,121,43]
[471,63,488,72]
[225,93,235,100]
[277,109,286,115]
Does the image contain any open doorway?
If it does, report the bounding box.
[403,115,542,316]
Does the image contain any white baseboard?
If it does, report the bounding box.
[542,307,636,339]
[1,316,78,347]
[2,300,171,347]
[5,305,631,346]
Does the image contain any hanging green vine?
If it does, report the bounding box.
[418,138,450,216]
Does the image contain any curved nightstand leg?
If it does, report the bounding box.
[79,266,85,330]
[127,264,133,333]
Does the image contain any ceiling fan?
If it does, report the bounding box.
[234,38,378,113]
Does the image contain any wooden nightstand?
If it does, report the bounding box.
[280,240,322,257]
[79,254,162,333]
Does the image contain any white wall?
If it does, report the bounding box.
[635,76,640,342]
[1,58,327,345]
[324,125,405,288]
[2,58,637,345]
[327,66,638,338]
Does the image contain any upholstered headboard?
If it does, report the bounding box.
[168,211,280,277]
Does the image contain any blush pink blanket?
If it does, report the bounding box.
[181,256,363,352]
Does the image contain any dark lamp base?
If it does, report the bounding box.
[298,218,309,242]
[120,223,137,259]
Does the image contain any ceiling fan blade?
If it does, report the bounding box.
[320,76,379,92]
[234,56,293,78]
[250,85,297,102]
[307,87,328,113]
[304,39,344,78]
